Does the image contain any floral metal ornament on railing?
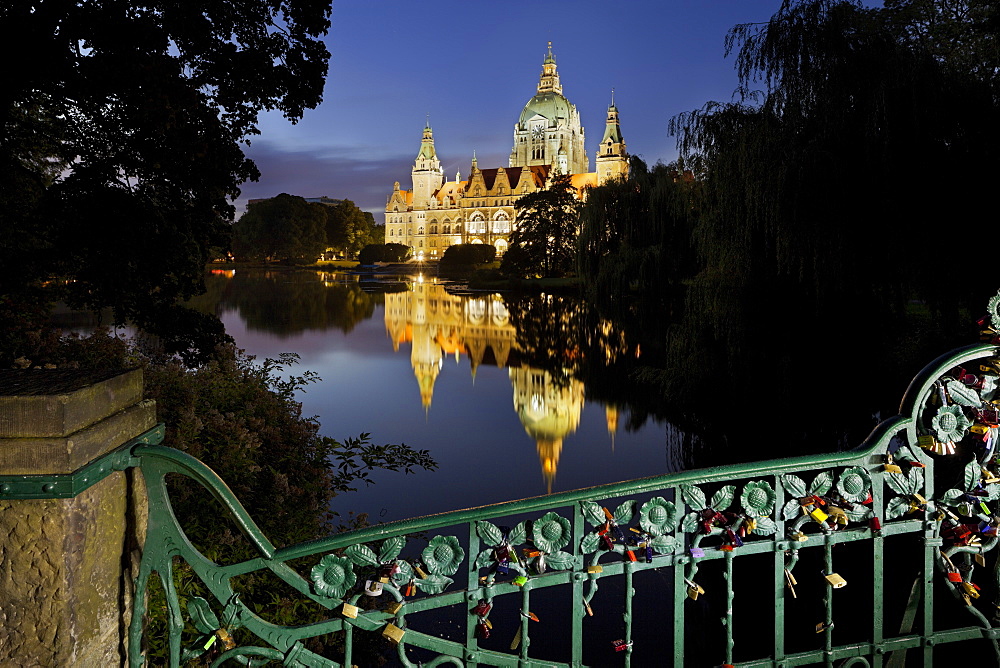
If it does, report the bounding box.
[119,291,1000,667]
[311,555,356,600]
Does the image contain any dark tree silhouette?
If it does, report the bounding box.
[233,194,328,263]
[502,174,581,278]
[0,0,331,363]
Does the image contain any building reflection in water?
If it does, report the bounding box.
[384,280,617,492]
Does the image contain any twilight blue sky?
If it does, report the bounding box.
[237,1,810,217]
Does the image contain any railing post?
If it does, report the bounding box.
[0,369,154,667]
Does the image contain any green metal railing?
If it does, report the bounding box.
[109,339,1000,666]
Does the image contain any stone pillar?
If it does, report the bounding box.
[0,369,153,667]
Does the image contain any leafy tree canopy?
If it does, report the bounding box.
[324,199,379,258]
[0,0,331,364]
[638,0,1000,424]
[232,194,327,263]
[577,157,698,319]
[501,174,581,278]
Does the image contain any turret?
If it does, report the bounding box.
[596,93,628,184]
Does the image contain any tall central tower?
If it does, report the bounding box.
[509,43,588,174]
[412,122,444,209]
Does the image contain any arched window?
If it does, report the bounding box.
[469,212,486,234]
[430,225,437,234]
[492,211,510,234]
[455,223,462,232]
[417,226,424,235]
[443,224,450,234]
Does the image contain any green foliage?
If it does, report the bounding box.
[324,199,380,259]
[232,194,328,263]
[501,174,581,278]
[0,0,331,362]
[358,243,411,265]
[577,157,699,319]
[440,243,496,266]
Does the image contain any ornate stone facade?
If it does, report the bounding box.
[385,44,628,259]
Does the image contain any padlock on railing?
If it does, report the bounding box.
[382,623,405,646]
[823,572,847,588]
[471,599,493,617]
[612,639,632,652]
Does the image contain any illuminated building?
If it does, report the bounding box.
[384,43,628,259]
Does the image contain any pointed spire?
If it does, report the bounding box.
[610,87,616,109]
[537,41,562,94]
[417,121,437,160]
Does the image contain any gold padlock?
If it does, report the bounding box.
[824,573,847,588]
[827,506,848,525]
[382,623,405,646]
[686,581,705,600]
[790,531,808,542]
[587,565,603,574]
[342,603,359,618]
[810,508,829,523]
[215,628,236,651]
[386,601,404,615]
[961,582,981,599]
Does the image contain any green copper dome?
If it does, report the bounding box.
[518,91,574,128]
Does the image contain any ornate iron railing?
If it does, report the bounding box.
[120,338,1000,666]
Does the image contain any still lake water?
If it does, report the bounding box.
[208,268,685,523]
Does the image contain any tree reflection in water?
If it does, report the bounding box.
[199,269,974,483]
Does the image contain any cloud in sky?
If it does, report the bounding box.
[236,1,822,222]
[239,141,412,216]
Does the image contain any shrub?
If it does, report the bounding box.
[358,243,410,265]
[441,243,496,266]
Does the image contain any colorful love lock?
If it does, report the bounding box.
[471,599,492,617]
[810,507,829,523]
[612,639,632,652]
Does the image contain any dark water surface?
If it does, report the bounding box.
[206,268,684,522]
